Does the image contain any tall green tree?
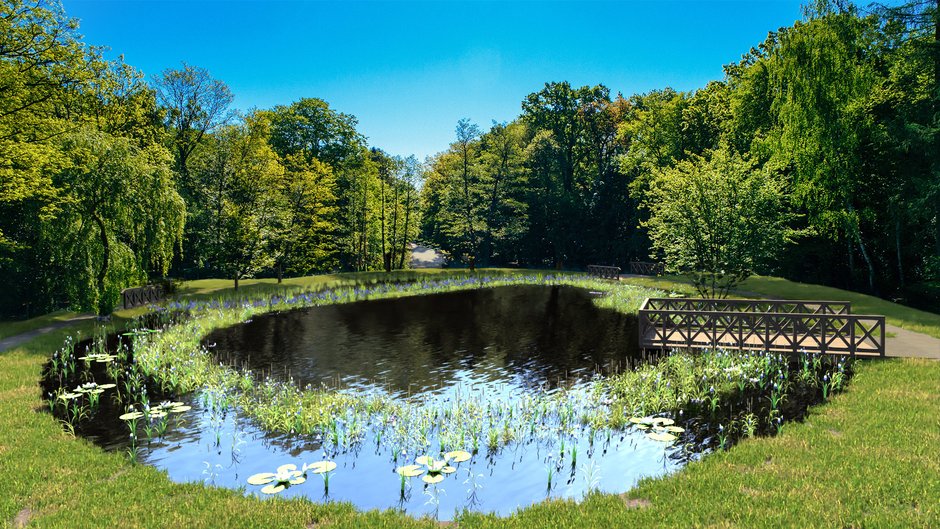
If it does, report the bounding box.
[643,148,799,298]
[54,129,184,313]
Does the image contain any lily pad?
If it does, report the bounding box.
[415,455,433,466]
[396,465,425,477]
[169,406,191,413]
[147,410,167,419]
[664,426,685,433]
[647,431,678,442]
[246,472,276,485]
[422,474,444,484]
[119,411,144,421]
[306,461,336,474]
[276,463,297,474]
[260,483,286,494]
[288,476,306,485]
[629,417,651,425]
[635,424,651,430]
[650,417,675,426]
[445,450,471,463]
[440,466,456,474]
[59,393,81,400]
[98,384,116,389]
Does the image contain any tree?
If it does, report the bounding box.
[643,148,799,298]
[193,115,281,289]
[265,98,376,271]
[153,63,234,184]
[54,129,184,313]
[269,153,338,280]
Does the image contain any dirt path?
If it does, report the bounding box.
[0,314,95,353]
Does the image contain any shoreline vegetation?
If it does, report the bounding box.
[1,271,937,527]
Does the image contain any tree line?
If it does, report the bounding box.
[421,1,939,301]
[1,0,937,316]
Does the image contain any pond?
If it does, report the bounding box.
[206,285,643,395]
[56,285,695,520]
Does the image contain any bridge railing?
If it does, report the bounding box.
[121,285,165,310]
[643,297,852,316]
[638,298,885,357]
[629,261,666,276]
[586,265,621,280]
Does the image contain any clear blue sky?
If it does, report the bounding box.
[64,0,807,160]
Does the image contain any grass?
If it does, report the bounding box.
[2,270,939,528]
[0,311,88,341]
[625,272,940,339]
[739,275,940,339]
[174,268,530,301]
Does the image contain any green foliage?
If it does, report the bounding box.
[3,0,940,318]
[643,148,799,298]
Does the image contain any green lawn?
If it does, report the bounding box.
[739,275,940,339]
[1,271,938,528]
[0,311,86,341]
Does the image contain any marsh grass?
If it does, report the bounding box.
[42,271,849,472]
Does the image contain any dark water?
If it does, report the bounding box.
[69,286,691,519]
[205,285,641,395]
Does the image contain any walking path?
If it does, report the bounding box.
[408,244,446,268]
[0,314,95,353]
[883,324,940,360]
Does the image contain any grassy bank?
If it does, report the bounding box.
[2,271,938,528]
[740,276,940,339]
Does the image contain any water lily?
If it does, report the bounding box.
[247,463,307,494]
[413,454,459,484]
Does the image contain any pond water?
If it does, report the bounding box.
[69,286,692,520]
[206,285,643,395]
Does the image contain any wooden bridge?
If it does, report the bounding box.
[629,261,665,276]
[638,298,886,357]
[121,285,165,309]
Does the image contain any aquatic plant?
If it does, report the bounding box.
[246,463,309,494]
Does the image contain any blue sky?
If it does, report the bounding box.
[65,0,807,160]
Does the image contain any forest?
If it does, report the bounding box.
[1,0,938,317]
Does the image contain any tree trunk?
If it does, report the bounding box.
[92,213,110,316]
[855,227,877,295]
[846,238,856,288]
[390,182,400,270]
[380,176,389,272]
[895,216,905,287]
[234,275,239,290]
[399,187,412,270]
[277,263,283,284]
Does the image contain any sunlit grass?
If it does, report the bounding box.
[3,271,939,527]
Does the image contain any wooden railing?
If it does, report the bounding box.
[586,264,621,280]
[638,298,885,357]
[643,298,851,316]
[122,285,164,309]
[629,261,665,276]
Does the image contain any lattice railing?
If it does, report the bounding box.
[643,298,851,316]
[121,285,165,310]
[629,261,666,276]
[586,265,621,280]
[638,298,885,357]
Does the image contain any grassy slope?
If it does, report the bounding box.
[0,311,86,341]
[1,272,938,528]
[739,276,940,339]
